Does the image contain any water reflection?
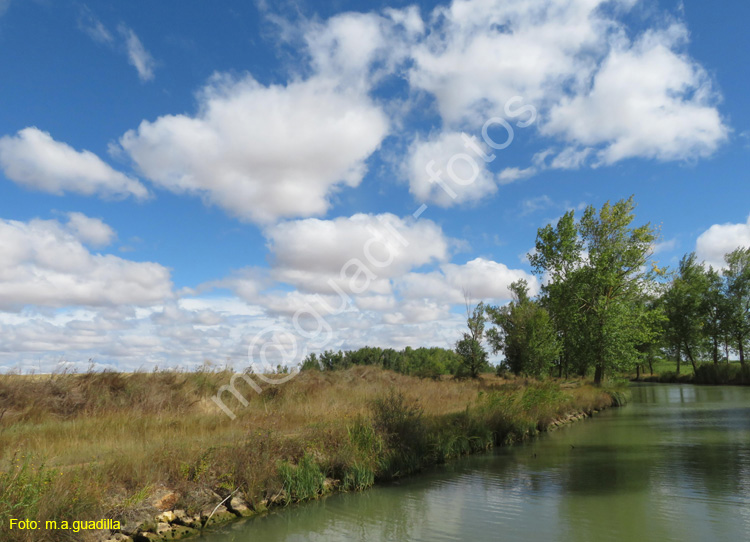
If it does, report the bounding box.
[202,384,750,542]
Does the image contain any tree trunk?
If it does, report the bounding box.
[740,340,745,366]
[676,345,681,375]
[636,364,641,381]
[594,364,603,384]
[684,341,698,374]
[713,337,719,364]
[725,338,730,364]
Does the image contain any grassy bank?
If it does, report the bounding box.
[0,367,627,541]
[638,362,750,385]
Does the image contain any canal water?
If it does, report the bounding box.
[203,384,750,541]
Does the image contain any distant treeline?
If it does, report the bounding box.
[300,346,477,379]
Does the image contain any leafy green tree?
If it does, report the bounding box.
[662,253,710,373]
[529,211,584,377]
[486,280,560,377]
[319,350,347,371]
[300,352,321,371]
[703,266,729,364]
[724,247,750,364]
[530,197,657,383]
[455,301,489,378]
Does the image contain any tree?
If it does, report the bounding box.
[455,300,489,378]
[724,247,750,364]
[530,197,657,383]
[529,211,585,378]
[662,253,710,373]
[703,267,728,364]
[486,280,560,377]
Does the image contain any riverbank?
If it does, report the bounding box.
[0,367,627,542]
[634,362,750,386]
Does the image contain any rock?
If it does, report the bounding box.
[102,534,133,542]
[253,499,269,513]
[159,525,199,540]
[188,515,203,530]
[227,496,254,517]
[120,517,156,536]
[171,509,190,525]
[201,504,236,527]
[151,490,180,511]
[155,511,176,524]
[156,522,172,535]
[133,533,165,542]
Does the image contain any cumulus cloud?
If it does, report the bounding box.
[406,0,726,172]
[406,132,497,207]
[64,212,116,247]
[696,215,750,269]
[408,0,620,126]
[0,216,172,310]
[544,24,728,164]
[265,213,453,294]
[397,257,538,304]
[0,127,148,200]
[118,25,156,82]
[119,74,389,224]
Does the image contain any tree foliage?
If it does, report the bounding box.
[486,280,560,377]
[529,196,657,383]
[455,301,489,378]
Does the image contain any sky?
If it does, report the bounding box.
[0,0,748,373]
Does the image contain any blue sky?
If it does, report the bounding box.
[0,0,748,372]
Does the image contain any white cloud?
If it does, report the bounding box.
[0,217,172,310]
[696,215,750,269]
[304,7,425,91]
[397,257,538,304]
[520,195,554,216]
[78,7,113,44]
[0,127,148,200]
[498,166,537,184]
[118,25,156,82]
[544,24,727,164]
[265,213,452,293]
[119,74,389,224]
[406,132,497,207]
[406,0,726,175]
[64,212,116,248]
[409,0,621,126]
[548,146,593,169]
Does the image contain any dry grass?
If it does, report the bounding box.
[0,367,623,541]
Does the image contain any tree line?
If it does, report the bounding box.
[300,346,469,379]
[301,196,750,384]
[466,196,750,382]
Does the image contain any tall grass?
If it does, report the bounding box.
[0,367,623,541]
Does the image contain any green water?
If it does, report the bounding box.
[203,384,750,541]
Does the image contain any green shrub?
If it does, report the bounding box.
[277,453,325,504]
[342,463,374,491]
[371,390,428,478]
[1,455,51,533]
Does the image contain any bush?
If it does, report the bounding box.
[371,390,427,478]
[277,453,325,504]
[694,363,750,385]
